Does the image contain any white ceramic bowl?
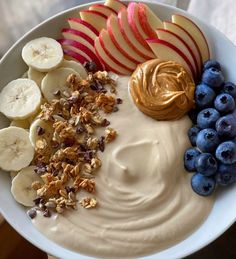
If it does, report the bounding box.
[0,1,236,258]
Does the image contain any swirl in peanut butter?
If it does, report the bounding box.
[129,59,195,120]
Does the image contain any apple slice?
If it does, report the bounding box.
[127,2,150,50]
[163,21,202,72]
[62,28,94,53]
[63,49,89,65]
[89,4,117,16]
[79,10,107,32]
[138,3,162,38]
[118,8,155,59]
[107,14,145,64]
[146,38,196,79]
[156,29,199,77]
[172,14,210,62]
[94,37,131,75]
[68,18,99,40]
[105,0,126,13]
[58,39,103,71]
[99,29,136,72]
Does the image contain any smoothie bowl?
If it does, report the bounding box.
[0,1,236,258]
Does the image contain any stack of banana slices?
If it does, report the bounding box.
[0,37,88,208]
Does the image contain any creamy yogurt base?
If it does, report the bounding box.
[32,76,214,258]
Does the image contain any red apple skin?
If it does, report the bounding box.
[127,2,151,50]
[173,14,210,61]
[147,38,196,80]
[62,28,94,47]
[138,3,157,38]
[98,32,133,72]
[58,39,103,71]
[63,49,89,65]
[68,18,99,36]
[107,16,142,64]
[163,21,203,70]
[156,28,200,77]
[90,4,118,15]
[105,0,127,12]
[118,8,154,60]
[95,43,125,75]
[80,10,108,19]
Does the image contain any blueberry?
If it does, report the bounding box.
[184,148,201,172]
[196,128,220,153]
[195,83,216,108]
[215,113,236,138]
[215,141,236,164]
[214,93,235,113]
[222,82,236,98]
[202,67,224,88]
[203,60,221,71]
[194,153,218,176]
[197,108,220,129]
[191,173,216,196]
[215,163,236,186]
[188,126,201,146]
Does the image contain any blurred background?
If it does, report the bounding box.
[0,0,235,258]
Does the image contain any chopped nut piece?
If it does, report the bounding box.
[59,189,68,199]
[79,178,95,193]
[105,128,117,143]
[35,138,47,150]
[82,163,92,174]
[87,137,98,149]
[80,197,97,208]
[95,93,116,113]
[91,157,102,170]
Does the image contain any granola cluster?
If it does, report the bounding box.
[29,71,122,218]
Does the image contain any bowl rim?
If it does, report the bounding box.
[0,1,236,259]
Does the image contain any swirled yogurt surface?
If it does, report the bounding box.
[32,76,214,258]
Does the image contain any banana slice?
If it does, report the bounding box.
[11,166,42,207]
[10,171,18,179]
[41,67,81,103]
[61,60,87,79]
[28,67,46,88]
[0,127,34,171]
[29,118,53,147]
[22,37,63,72]
[10,119,30,129]
[0,78,42,120]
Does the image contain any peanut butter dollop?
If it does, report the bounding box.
[129,59,195,120]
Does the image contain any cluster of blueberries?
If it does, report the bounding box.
[184,60,236,196]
